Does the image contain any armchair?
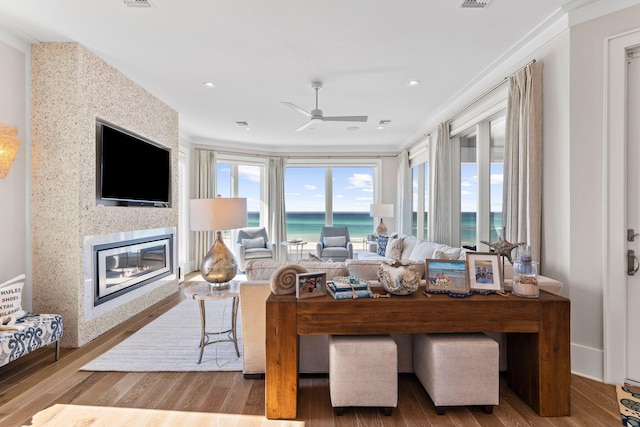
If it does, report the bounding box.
[236,227,274,271]
[316,226,353,262]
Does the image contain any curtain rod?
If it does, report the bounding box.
[447,58,537,124]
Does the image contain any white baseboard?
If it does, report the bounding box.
[571,342,604,382]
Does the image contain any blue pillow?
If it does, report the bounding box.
[377,235,389,256]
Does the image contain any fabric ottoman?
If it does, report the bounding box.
[413,332,499,414]
[329,334,397,416]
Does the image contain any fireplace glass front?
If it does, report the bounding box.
[94,234,173,305]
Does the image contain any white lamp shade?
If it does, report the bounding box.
[189,197,248,231]
[370,203,394,218]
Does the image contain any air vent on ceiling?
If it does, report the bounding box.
[460,0,490,8]
[123,0,153,7]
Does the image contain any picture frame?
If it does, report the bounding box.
[295,271,327,299]
[425,259,469,294]
[466,252,503,292]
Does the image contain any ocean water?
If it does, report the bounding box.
[248,212,374,243]
[248,211,502,246]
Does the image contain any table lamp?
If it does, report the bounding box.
[370,203,394,236]
[190,196,247,289]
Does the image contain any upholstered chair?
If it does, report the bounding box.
[316,226,353,262]
[236,227,274,271]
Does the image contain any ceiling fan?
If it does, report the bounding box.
[282,81,368,132]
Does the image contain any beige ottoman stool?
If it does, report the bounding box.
[329,335,398,416]
[413,333,499,415]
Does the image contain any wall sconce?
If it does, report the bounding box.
[0,124,20,179]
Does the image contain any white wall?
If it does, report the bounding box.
[0,32,30,309]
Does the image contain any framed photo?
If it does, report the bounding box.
[425,259,469,294]
[295,272,327,299]
[466,252,503,291]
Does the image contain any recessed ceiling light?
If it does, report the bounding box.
[377,126,385,130]
[202,82,216,88]
[347,126,359,131]
[407,80,420,87]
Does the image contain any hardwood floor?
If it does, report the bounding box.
[0,285,622,427]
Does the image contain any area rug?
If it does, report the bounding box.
[617,385,640,426]
[80,299,243,372]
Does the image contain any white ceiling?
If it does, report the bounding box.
[0,0,593,153]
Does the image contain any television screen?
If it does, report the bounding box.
[97,121,171,207]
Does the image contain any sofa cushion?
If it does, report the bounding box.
[432,247,462,260]
[385,236,404,260]
[242,237,265,249]
[324,236,346,247]
[401,235,419,259]
[407,241,442,262]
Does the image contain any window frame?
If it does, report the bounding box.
[451,110,505,249]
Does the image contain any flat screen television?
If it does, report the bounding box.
[96,120,171,207]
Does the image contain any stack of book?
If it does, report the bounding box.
[327,280,372,299]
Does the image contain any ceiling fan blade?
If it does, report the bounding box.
[322,115,368,122]
[281,102,312,117]
[294,120,316,132]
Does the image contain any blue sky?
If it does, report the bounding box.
[284,167,373,212]
[217,163,502,214]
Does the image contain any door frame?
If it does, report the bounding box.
[604,28,640,385]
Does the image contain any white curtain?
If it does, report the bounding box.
[503,61,543,265]
[193,149,216,269]
[268,156,287,261]
[432,122,452,245]
[396,150,412,235]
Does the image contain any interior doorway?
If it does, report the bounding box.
[604,29,640,386]
[625,47,640,386]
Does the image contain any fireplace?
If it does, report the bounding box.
[81,228,176,314]
[93,234,173,306]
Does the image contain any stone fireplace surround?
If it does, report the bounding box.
[31,42,179,347]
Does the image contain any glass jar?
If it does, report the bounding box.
[512,259,539,298]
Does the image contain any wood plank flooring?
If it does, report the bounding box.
[0,284,622,427]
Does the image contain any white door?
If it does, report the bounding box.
[626,47,640,386]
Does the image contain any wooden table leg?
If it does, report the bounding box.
[265,296,298,419]
[508,297,571,416]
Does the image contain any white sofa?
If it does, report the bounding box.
[239,237,563,377]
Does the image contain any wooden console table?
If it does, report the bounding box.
[265,288,570,419]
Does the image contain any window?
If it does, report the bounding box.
[284,167,326,244]
[410,141,429,240]
[452,113,505,249]
[284,160,380,252]
[216,155,267,248]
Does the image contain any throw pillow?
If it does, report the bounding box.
[377,235,390,256]
[432,247,462,260]
[242,237,265,249]
[0,274,27,319]
[324,236,346,247]
[385,236,404,260]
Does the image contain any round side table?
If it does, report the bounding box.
[183,280,241,364]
